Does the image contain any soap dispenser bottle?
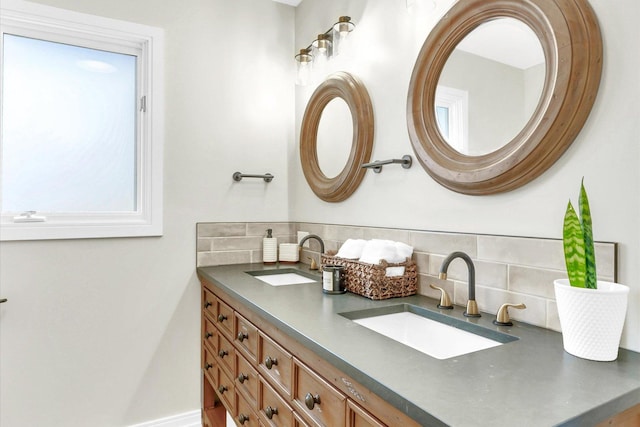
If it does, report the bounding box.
[263,228,277,264]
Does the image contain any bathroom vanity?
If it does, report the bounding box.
[198,264,640,426]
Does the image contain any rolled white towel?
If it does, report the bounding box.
[395,241,413,262]
[359,239,397,264]
[336,238,367,259]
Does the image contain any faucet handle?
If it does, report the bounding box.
[429,284,453,309]
[307,257,319,270]
[493,303,526,326]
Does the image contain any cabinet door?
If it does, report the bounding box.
[293,359,346,427]
[347,400,385,427]
[259,377,294,427]
[258,332,293,398]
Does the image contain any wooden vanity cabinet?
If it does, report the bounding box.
[200,276,422,427]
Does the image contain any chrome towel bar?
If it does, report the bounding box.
[361,155,412,173]
[232,172,274,182]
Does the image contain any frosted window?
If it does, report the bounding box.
[2,34,137,212]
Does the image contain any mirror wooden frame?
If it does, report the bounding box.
[407,0,602,195]
[300,72,374,202]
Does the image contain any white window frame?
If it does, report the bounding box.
[435,85,468,153]
[0,0,164,241]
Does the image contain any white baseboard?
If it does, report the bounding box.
[127,410,201,427]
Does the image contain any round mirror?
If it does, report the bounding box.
[316,98,353,178]
[407,0,602,194]
[300,72,374,202]
[437,18,545,155]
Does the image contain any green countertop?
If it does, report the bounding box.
[197,263,640,427]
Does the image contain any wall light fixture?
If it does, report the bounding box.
[295,16,355,85]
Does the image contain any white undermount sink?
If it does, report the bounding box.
[246,269,320,286]
[341,304,517,359]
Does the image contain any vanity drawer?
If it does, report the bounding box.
[235,391,260,427]
[235,352,259,409]
[202,346,217,388]
[216,333,236,378]
[294,412,312,427]
[216,298,235,340]
[216,367,236,412]
[259,377,294,427]
[203,288,217,320]
[347,400,385,427]
[258,332,293,398]
[203,316,218,354]
[293,359,346,427]
[235,312,258,362]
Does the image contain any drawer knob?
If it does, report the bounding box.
[237,331,248,342]
[264,356,278,369]
[237,373,248,384]
[204,363,213,370]
[304,393,321,410]
[264,406,278,419]
[205,332,214,339]
[204,301,212,309]
[237,413,250,425]
[218,349,228,358]
[217,314,227,322]
[218,385,228,394]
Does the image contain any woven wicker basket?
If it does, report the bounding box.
[321,254,417,300]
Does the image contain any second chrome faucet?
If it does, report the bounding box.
[438,251,481,317]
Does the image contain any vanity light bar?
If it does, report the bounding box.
[294,16,355,64]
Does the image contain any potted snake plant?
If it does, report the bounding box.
[554,179,629,361]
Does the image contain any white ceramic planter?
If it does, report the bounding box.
[554,279,629,361]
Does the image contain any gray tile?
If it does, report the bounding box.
[595,243,616,280]
[410,231,476,256]
[197,238,214,252]
[197,251,252,267]
[247,222,295,237]
[362,227,411,244]
[213,236,262,251]
[197,222,247,238]
[547,300,561,331]
[478,235,564,270]
[508,265,564,298]
[324,225,365,241]
[414,252,429,274]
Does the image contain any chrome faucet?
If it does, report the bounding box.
[298,234,325,270]
[438,251,480,317]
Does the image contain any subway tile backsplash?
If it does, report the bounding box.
[196,222,616,332]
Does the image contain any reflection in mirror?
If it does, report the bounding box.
[317,98,353,178]
[436,18,544,155]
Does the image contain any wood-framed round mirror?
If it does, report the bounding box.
[300,72,374,202]
[407,0,602,195]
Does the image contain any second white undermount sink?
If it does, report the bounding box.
[246,269,320,286]
[341,304,517,360]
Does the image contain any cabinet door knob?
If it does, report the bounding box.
[218,349,228,358]
[218,385,227,394]
[237,373,248,384]
[205,332,214,339]
[204,301,212,309]
[264,356,278,369]
[237,331,248,342]
[204,363,213,370]
[304,392,321,410]
[237,413,249,424]
[264,406,278,419]
[217,314,227,322]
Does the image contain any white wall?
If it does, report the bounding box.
[291,0,640,352]
[0,0,294,426]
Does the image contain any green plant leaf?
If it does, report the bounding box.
[563,200,586,287]
[579,179,597,289]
